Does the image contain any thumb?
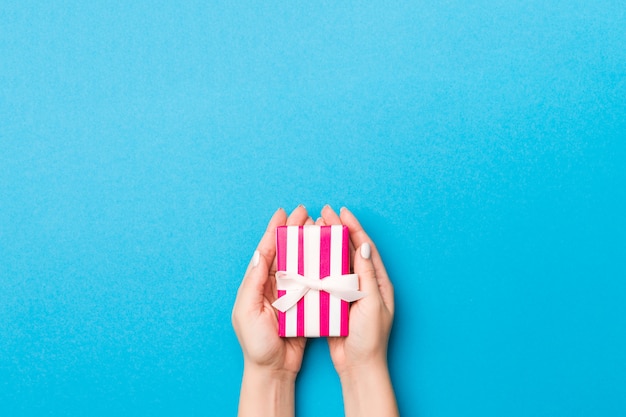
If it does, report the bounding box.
[241,250,270,307]
[354,242,380,299]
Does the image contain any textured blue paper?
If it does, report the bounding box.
[1,1,625,416]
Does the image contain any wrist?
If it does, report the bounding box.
[243,361,298,385]
[335,352,388,381]
[338,358,399,417]
[239,364,297,417]
[337,356,389,384]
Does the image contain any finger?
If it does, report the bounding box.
[354,242,395,314]
[354,242,381,300]
[256,208,288,264]
[305,216,314,225]
[322,204,355,257]
[239,250,271,311]
[340,207,394,311]
[264,205,308,302]
[315,217,326,226]
[339,207,372,250]
[321,204,341,225]
[287,205,309,226]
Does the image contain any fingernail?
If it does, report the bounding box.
[316,217,323,223]
[340,206,347,213]
[323,204,331,211]
[360,243,371,260]
[297,204,306,209]
[252,250,260,267]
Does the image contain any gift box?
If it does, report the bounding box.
[272,225,364,337]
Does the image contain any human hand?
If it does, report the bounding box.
[319,205,398,416]
[319,205,394,374]
[232,206,312,417]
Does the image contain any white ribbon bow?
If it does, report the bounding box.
[271,271,366,313]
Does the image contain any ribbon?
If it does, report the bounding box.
[271,271,366,313]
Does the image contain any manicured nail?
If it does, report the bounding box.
[297,204,306,209]
[323,204,331,211]
[252,250,260,267]
[340,206,347,213]
[360,242,371,260]
[316,217,323,223]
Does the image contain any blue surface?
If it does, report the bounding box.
[1,1,625,416]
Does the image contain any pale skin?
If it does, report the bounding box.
[232,205,399,417]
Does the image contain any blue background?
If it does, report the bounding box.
[1,1,625,416]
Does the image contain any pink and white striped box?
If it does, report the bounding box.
[276,225,351,337]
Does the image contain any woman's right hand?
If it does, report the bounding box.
[319,206,399,417]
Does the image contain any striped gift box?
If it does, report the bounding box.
[276,225,352,337]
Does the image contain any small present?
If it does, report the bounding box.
[272,225,364,337]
